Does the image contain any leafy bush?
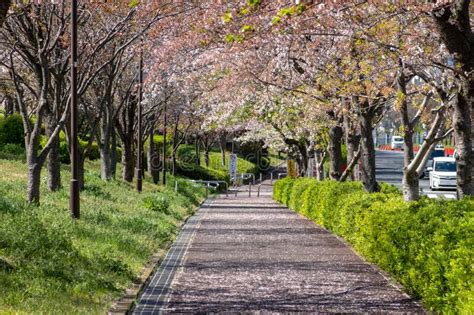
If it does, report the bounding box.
[0,114,24,147]
[176,144,258,183]
[0,143,25,160]
[274,178,474,314]
[143,194,171,214]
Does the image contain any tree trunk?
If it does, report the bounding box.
[45,119,61,191]
[298,144,308,176]
[122,136,134,182]
[359,110,379,192]
[99,116,114,181]
[110,129,117,179]
[100,146,112,181]
[453,83,474,197]
[148,127,160,184]
[433,2,474,197]
[315,150,325,181]
[0,0,11,27]
[402,170,419,201]
[344,111,360,181]
[194,136,201,166]
[220,133,226,166]
[204,146,210,167]
[328,125,343,180]
[27,156,42,204]
[3,96,14,117]
[172,151,177,176]
[340,148,361,182]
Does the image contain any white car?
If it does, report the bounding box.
[391,136,404,150]
[429,157,457,190]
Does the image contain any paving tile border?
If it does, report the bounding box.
[107,197,214,315]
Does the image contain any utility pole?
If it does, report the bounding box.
[136,48,143,192]
[162,102,167,186]
[70,0,80,219]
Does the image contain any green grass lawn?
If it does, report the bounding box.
[176,145,259,182]
[0,159,205,314]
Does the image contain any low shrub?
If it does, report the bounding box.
[273,178,474,314]
[0,114,24,147]
[0,143,25,160]
[143,194,171,215]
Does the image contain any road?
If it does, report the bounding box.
[375,150,457,199]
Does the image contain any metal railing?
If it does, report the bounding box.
[231,173,255,185]
[175,179,229,197]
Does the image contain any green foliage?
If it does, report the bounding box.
[274,178,474,313]
[272,4,306,24]
[0,114,24,148]
[176,145,258,183]
[143,194,171,215]
[240,25,254,33]
[222,11,232,23]
[0,143,25,160]
[0,159,205,313]
[225,33,244,43]
[128,0,140,8]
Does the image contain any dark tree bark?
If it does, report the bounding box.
[344,104,361,181]
[3,96,14,117]
[340,147,361,182]
[0,0,11,27]
[359,100,380,193]
[433,1,474,197]
[110,129,117,179]
[328,125,343,180]
[98,115,114,181]
[202,133,213,167]
[194,135,201,166]
[147,126,160,184]
[117,96,137,183]
[219,132,227,166]
[45,119,61,191]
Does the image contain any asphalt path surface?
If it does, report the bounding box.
[375,150,457,199]
[133,183,424,313]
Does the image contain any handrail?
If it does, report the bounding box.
[183,180,229,197]
[231,173,255,185]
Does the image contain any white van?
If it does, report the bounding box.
[429,157,456,190]
[391,136,404,150]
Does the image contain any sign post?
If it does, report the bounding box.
[70,0,80,219]
[229,153,237,184]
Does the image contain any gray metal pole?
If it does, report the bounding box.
[162,102,167,185]
[136,48,143,192]
[69,0,80,219]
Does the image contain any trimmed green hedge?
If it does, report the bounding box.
[274,178,474,313]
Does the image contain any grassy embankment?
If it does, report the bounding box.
[0,159,206,314]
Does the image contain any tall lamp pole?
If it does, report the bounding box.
[136,48,143,192]
[70,0,80,219]
[162,102,167,186]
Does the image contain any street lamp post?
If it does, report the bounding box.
[136,49,143,192]
[162,102,167,186]
[70,0,80,219]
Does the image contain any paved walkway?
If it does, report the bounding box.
[133,182,424,314]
